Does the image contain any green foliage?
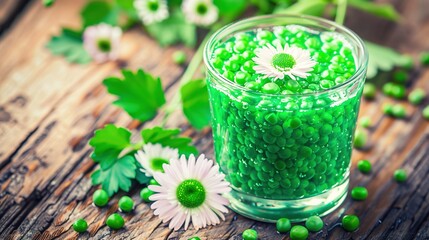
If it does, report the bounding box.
[146,11,196,47]
[366,41,410,79]
[141,127,198,156]
[91,155,136,196]
[275,0,328,16]
[181,80,211,130]
[348,0,400,21]
[46,28,92,64]
[81,1,119,27]
[103,69,166,122]
[214,0,247,22]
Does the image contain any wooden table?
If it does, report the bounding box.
[1,0,428,239]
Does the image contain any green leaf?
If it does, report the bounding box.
[46,28,92,64]
[81,0,119,27]
[146,10,196,47]
[348,0,400,21]
[141,127,198,156]
[181,79,211,130]
[89,124,132,170]
[103,69,166,122]
[365,41,409,79]
[275,0,328,16]
[214,0,247,21]
[91,155,137,196]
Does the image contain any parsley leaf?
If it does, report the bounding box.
[91,155,136,196]
[46,28,92,64]
[366,41,410,79]
[81,0,119,27]
[141,127,198,156]
[181,80,211,130]
[135,161,151,184]
[146,10,196,47]
[214,0,247,22]
[103,69,166,122]
[89,124,132,170]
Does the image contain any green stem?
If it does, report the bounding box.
[160,30,214,126]
[118,141,144,158]
[335,0,348,25]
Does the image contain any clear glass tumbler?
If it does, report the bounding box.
[203,15,368,222]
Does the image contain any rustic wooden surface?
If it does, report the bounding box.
[0,0,428,239]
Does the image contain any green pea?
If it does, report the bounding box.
[391,84,406,99]
[342,215,360,232]
[43,0,55,7]
[188,237,201,240]
[262,82,280,94]
[420,52,429,65]
[118,196,134,212]
[93,189,109,207]
[359,116,372,128]
[351,186,368,200]
[276,217,292,233]
[408,88,426,105]
[242,229,258,240]
[305,216,324,232]
[394,169,407,182]
[140,187,154,202]
[383,103,394,116]
[172,50,186,65]
[423,105,429,120]
[235,71,249,85]
[363,83,376,100]
[357,159,371,174]
[353,128,367,149]
[73,218,88,233]
[391,104,407,118]
[393,70,408,84]
[265,113,278,124]
[382,82,394,96]
[106,213,125,230]
[290,225,309,240]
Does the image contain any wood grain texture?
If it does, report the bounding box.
[0,0,428,239]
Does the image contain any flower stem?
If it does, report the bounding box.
[335,0,348,25]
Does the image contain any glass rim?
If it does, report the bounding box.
[203,14,368,97]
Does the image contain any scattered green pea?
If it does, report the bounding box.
[363,83,376,100]
[423,105,429,120]
[391,104,407,118]
[290,225,309,240]
[351,186,368,200]
[420,52,429,65]
[408,88,426,105]
[383,103,394,115]
[342,215,360,232]
[393,70,408,84]
[305,216,324,232]
[391,84,406,99]
[140,187,154,202]
[357,160,371,174]
[242,229,258,240]
[400,55,414,69]
[382,83,394,96]
[394,169,407,182]
[73,218,88,233]
[188,237,201,240]
[43,0,55,7]
[118,196,134,212]
[353,128,367,149]
[276,217,291,233]
[172,50,186,65]
[93,189,109,207]
[149,179,160,185]
[106,213,125,230]
[359,116,372,128]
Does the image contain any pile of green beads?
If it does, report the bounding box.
[208,25,362,199]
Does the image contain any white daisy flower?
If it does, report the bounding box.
[83,23,122,63]
[135,143,179,177]
[149,154,230,230]
[134,0,169,25]
[253,42,316,80]
[182,0,219,26]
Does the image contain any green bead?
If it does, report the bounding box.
[276,218,292,233]
[408,88,426,105]
[43,0,55,7]
[93,189,109,207]
[262,82,280,94]
[383,103,394,116]
[357,159,371,174]
[118,196,134,212]
[393,70,408,84]
[391,84,406,99]
[149,179,160,185]
[351,186,368,200]
[420,52,429,65]
[423,105,429,120]
[242,229,258,240]
[342,215,360,232]
[305,216,324,232]
[290,225,309,240]
[382,82,394,96]
[235,71,249,85]
[391,104,407,118]
[353,129,367,149]
[106,213,125,230]
[73,218,88,233]
[363,83,376,100]
[172,50,186,65]
[188,237,201,240]
[359,116,372,128]
[394,169,407,182]
[140,187,154,202]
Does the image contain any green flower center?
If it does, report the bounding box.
[176,179,206,208]
[97,38,111,52]
[147,0,159,11]
[272,53,296,71]
[196,3,208,15]
[150,157,169,172]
